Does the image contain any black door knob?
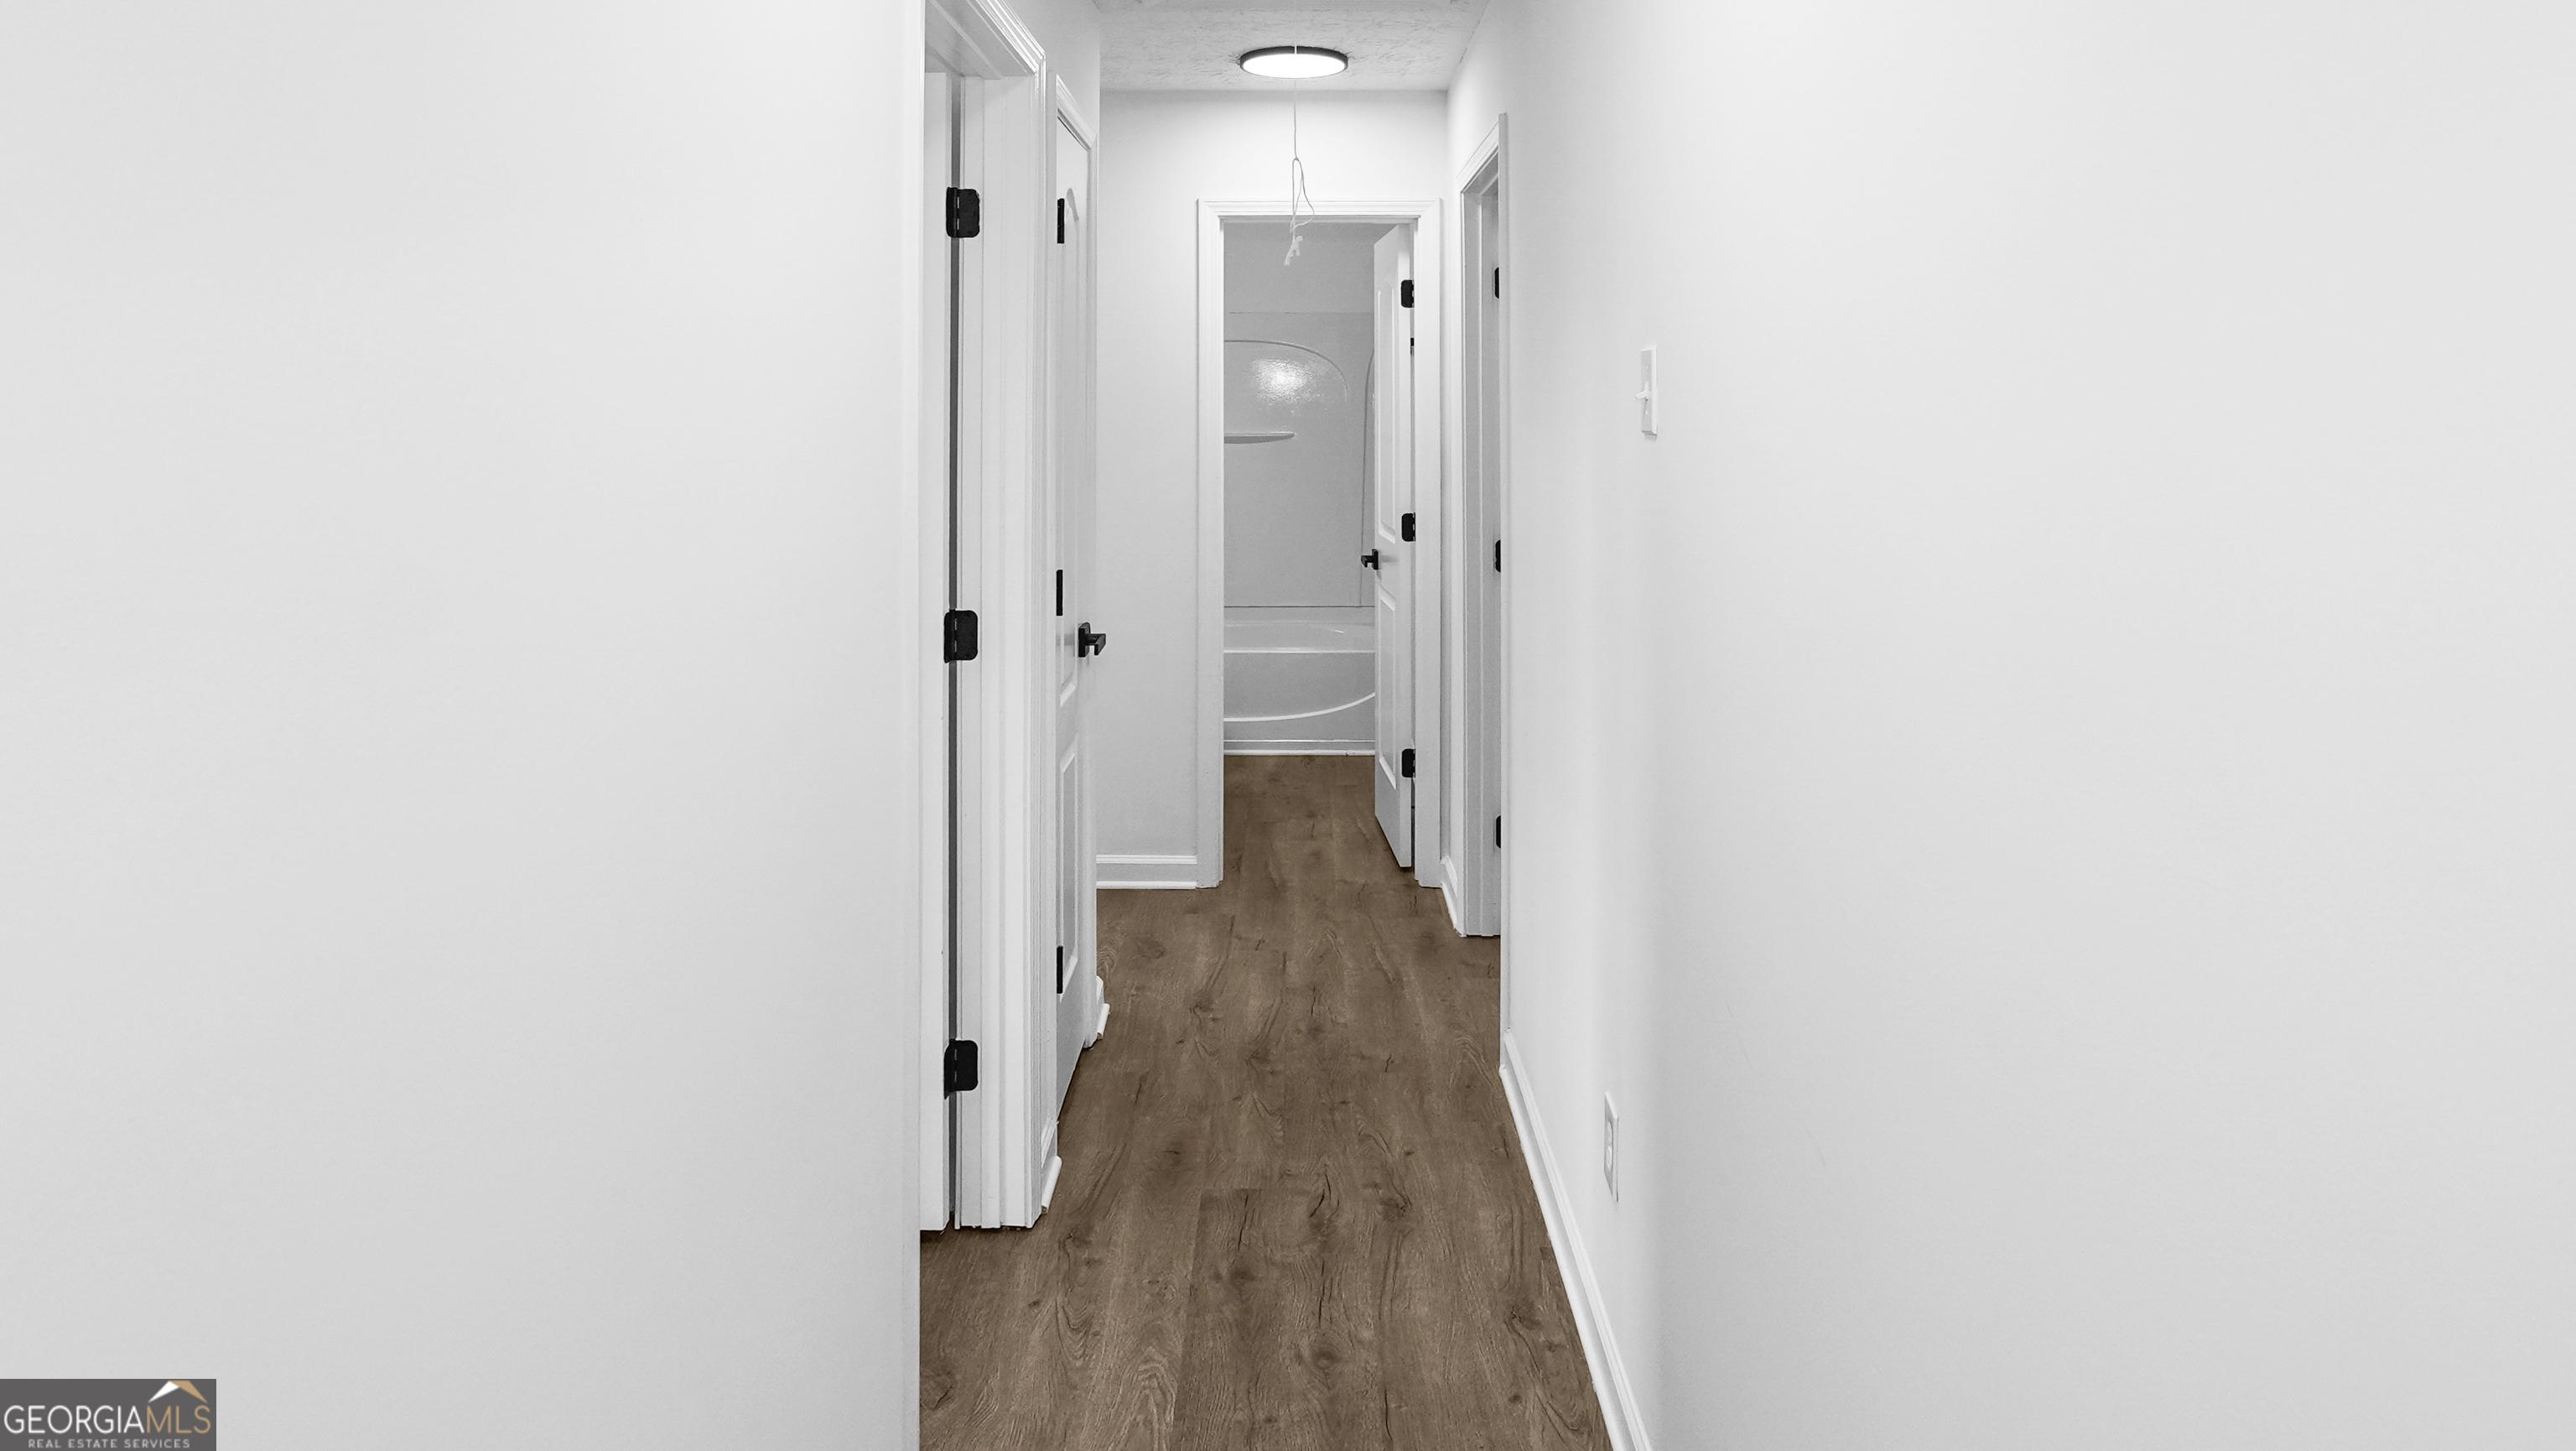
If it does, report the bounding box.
[1077,621,1108,658]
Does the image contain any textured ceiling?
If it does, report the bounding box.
[1098,0,1488,91]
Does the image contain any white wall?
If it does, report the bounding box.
[0,3,922,1444]
[1012,0,1102,127]
[1224,312,1374,610]
[1454,0,2576,1447]
[1225,221,1388,315]
[1096,91,1446,871]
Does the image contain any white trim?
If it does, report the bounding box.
[1447,117,1509,944]
[1224,745,1374,756]
[916,68,954,1235]
[1090,996,1109,1045]
[1052,72,1097,151]
[927,0,1041,78]
[1192,202,1228,890]
[1098,854,1202,890]
[1500,1030,1651,1451]
[1438,850,1467,936]
[1035,1149,1063,1217]
[1197,198,1446,897]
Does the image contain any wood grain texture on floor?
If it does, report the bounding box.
[922,755,1603,1450]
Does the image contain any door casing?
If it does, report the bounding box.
[1447,120,1509,944]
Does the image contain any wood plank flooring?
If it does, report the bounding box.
[922,755,1604,1449]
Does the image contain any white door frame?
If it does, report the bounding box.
[1446,120,1509,944]
[914,60,953,1238]
[1192,200,1446,889]
[922,0,1081,1231]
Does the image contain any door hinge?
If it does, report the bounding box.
[946,186,981,239]
[1493,267,1502,299]
[1400,278,1415,309]
[943,1039,979,1095]
[943,608,979,663]
[1408,337,1415,354]
[1493,539,1503,572]
[1056,944,1066,994]
[1495,815,1504,848]
[1056,197,1066,244]
[1400,747,1415,778]
[1055,569,1064,618]
[1400,512,1416,542]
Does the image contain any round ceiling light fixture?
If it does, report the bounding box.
[1239,45,1348,80]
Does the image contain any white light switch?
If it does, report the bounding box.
[1638,346,1658,437]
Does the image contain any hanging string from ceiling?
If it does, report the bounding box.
[1284,49,1317,266]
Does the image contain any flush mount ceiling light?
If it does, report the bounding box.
[1239,45,1348,80]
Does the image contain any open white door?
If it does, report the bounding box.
[1049,108,1102,1114]
[1369,228,1416,866]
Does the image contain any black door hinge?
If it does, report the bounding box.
[1400,278,1415,309]
[1495,815,1504,848]
[1057,197,1066,243]
[1400,512,1416,542]
[1493,267,1502,299]
[1400,747,1415,778]
[1056,944,1066,994]
[1493,539,1503,572]
[946,186,981,239]
[943,608,979,663]
[943,1039,979,1095]
[1055,569,1064,617]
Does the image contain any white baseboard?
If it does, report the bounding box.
[1439,853,1467,935]
[1098,853,1200,890]
[1499,1030,1650,1451]
[1091,995,1109,1044]
[1223,744,1374,756]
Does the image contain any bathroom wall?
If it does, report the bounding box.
[1226,220,1388,315]
[1225,221,1382,611]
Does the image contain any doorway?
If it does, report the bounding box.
[922,0,1103,1232]
[1218,219,1384,762]
[1193,200,1446,886]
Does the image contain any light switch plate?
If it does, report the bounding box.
[1603,1092,1622,1200]
[1638,346,1657,437]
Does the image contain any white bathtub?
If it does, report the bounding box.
[1223,607,1375,754]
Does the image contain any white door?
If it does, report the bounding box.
[1050,115,1102,1112]
[1370,228,1415,866]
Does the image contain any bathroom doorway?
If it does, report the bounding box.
[1220,220,1386,759]
[1191,200,1445,885]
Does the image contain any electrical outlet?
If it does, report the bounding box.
[1603,1093,1621,1201]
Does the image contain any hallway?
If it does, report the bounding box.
[922,756,1602,1448]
